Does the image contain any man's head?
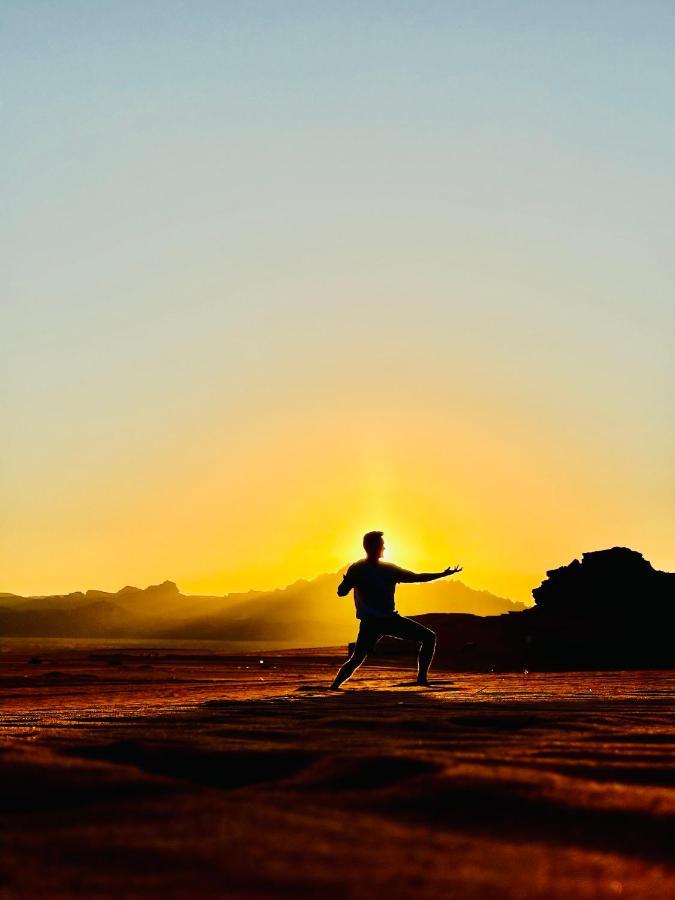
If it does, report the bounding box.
[363,530,385,560]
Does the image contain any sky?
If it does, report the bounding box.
[3,1,674,602]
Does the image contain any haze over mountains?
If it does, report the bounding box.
[2,548,671,670]
[0,572,525,645]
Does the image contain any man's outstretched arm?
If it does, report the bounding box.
[397,565,462,584]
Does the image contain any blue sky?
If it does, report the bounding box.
[3,2,674,597]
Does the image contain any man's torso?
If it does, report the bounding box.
[346,560,406,619]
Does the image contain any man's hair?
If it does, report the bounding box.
[363,530,384,553]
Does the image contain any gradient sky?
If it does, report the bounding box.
[3,2,674,601]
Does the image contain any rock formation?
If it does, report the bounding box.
[374,548,675,671]
[531,547,674,618]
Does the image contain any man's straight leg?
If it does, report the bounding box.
[330,618,381,689]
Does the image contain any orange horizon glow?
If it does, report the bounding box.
[5,403,673,603]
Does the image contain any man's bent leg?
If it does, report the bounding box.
[330,620,380,689]
[385,615,437,685]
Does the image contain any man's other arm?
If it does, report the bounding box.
[337,568,355,596]
[396,565,462,584]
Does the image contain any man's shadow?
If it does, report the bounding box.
[393,680,461,690]
[295,680,461,692]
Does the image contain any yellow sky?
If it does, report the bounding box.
[5,398,673,602]
[4,5,674,602]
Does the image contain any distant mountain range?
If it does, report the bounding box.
[0,572,525,645]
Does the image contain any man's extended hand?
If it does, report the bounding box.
[443,565,462,576]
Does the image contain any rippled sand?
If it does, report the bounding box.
[1,645,674,898]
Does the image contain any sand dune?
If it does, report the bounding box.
[2,643,674,898]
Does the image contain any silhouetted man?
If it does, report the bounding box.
[331,531,462,689]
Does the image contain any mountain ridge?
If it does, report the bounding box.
[0,570,524,642]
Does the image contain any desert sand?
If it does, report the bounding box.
[1,641,674,899]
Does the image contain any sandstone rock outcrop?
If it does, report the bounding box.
[374,548,674,671]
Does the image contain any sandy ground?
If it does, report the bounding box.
[1,644,674,899]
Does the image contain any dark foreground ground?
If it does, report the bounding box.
[1,644,674,899]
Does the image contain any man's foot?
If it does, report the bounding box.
[329,682,342,691]
[416,678,432,687]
